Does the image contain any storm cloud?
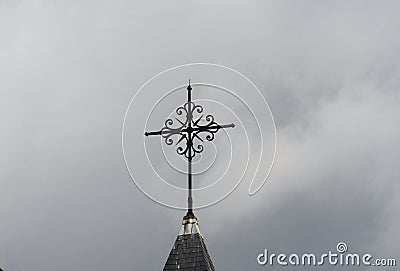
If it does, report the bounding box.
[0,1,399,270]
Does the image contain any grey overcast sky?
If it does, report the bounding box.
[1,1,399,271]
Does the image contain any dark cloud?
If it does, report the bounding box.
[0,1,399,271]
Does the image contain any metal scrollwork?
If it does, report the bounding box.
[145,84,235,160]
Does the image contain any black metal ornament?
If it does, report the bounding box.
[145,81,235,216]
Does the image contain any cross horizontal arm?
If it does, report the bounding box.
[212,123,235,129]
[144,130,163,136]
[145,123,234,137]
[182,123,235,133]
[144,128,183,137]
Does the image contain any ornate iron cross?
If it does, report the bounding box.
[144,81,235,216]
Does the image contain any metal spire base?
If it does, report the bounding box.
[179,212,201,236]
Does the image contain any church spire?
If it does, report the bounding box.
[164,215,216,271]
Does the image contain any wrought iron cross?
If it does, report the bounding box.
[144,81,235,216]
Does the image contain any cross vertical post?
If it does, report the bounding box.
[187,82,193,216]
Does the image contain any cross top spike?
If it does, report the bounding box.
[144,81,235,216]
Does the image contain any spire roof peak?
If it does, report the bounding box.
[163,215,216,271]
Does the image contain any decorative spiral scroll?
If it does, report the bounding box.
[159,101,229,160]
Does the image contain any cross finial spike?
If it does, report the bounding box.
[187,79,192,91]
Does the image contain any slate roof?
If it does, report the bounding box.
[163,214,216,271]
